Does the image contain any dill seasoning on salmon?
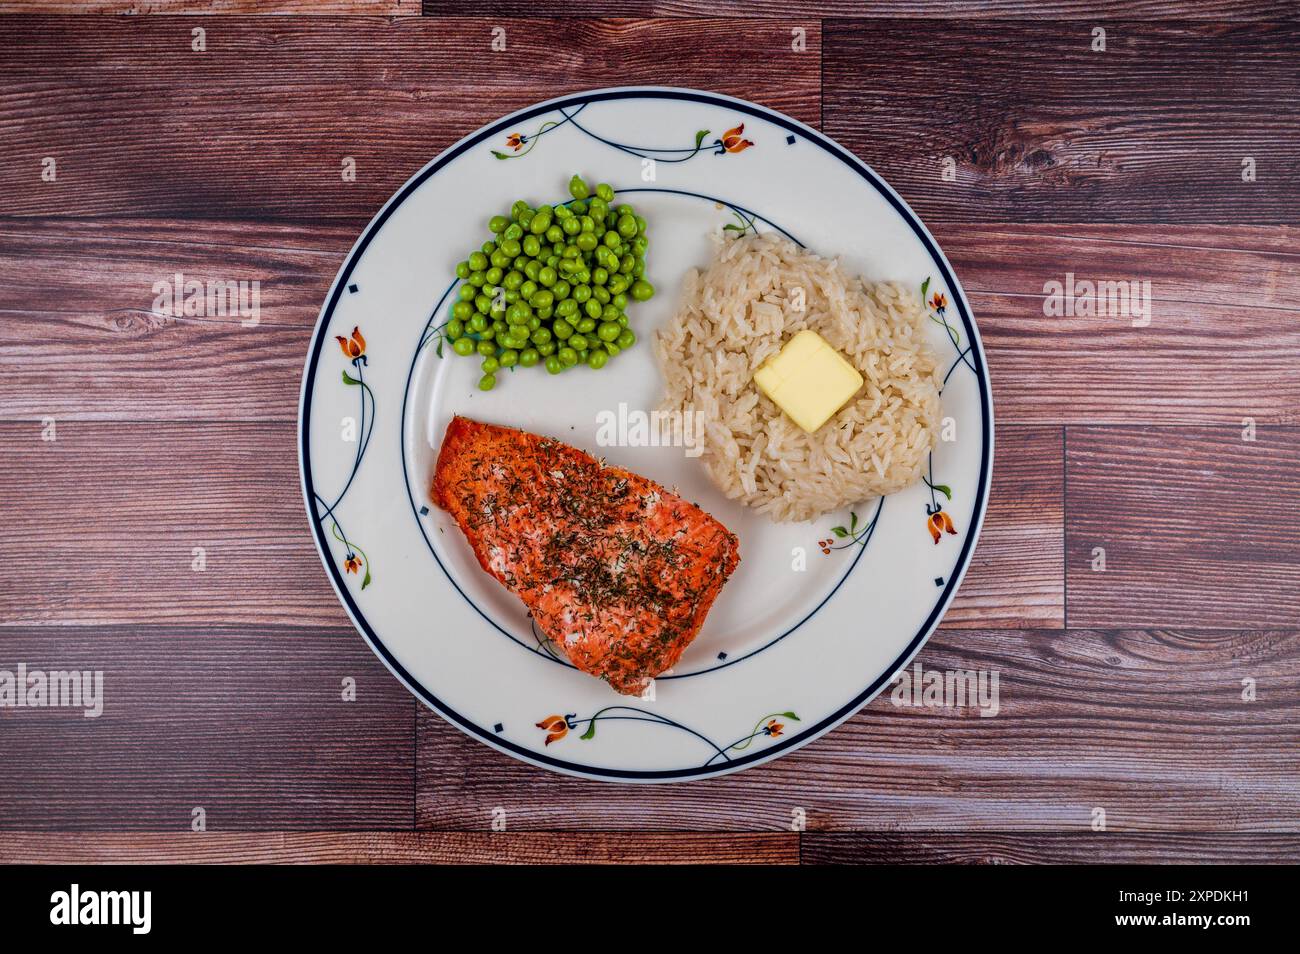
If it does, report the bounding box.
[431,416,740,695]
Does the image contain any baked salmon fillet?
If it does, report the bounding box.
[432,416,740,695]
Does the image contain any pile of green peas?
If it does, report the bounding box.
[444,174,655,391]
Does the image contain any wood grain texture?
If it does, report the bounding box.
[6,220,1295,425]
[417,627,1300,831]
[0,830,796,863]
[0,1,413,12]
[936,223,1300,424]
[0,218,351,422]
[424,1,1298,17]
[0,421,340,625]
[0,17,819,221]
[802,832,1300,864]
[1067,426,1300,629]
[824,20,1300,223]
[0,420,1057,628]
[0,626,413,830]
[943,426,1063,629]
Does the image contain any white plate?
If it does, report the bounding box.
[299,87,993,782]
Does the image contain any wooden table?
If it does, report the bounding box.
[1,3,1297,865]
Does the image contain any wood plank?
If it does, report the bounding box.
[0,219,347,422]
[7,220,1294,425]
[0,831,796,863]
[824,21,1300,223]
[0,626,414,830]
[1067,426,1300,629]
[417,626,1300,831]
[424,1,1299,17]
[0,17,820,220]
[0,419,1056,629]
[802,832,1300,864]
[0,421,340,626]
[944,426,1063,629]
[0,1,411,12]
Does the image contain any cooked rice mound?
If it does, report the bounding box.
[655,232,942,523]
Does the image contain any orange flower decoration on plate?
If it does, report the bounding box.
[720,124,754,154]
[536,715,568,746]
[927,509,957,544]
[335,325,366,361]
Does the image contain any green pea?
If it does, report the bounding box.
[561,216,581,236]
[469,314,489,333]
[451,301,472,321]
[593,285,610,304]
[630,279,654,301]
[617,216,638,239]
[488,214,509,234]
[595,183,615,203]
[601,303,620,321]
[529,289,554,309]
[556,299,578,318]
[597,321,621,342]
[576,317,597,334]
[477,339,497,357]
[481,356,500,374]
[584,299,602,319]
[576,232,597,252]
[552,204,573,219]
[616,329,636,349]
[634,215,647,235]
[568,175,590,200]
[468,251,488,271]
[504,222,524,241]
[457,285,476,303]
[569,198,587,215]
[551,280,570,300]
[519,348,540,368]
[603,231,621,250]
[593,267,608,286]
[531,326,552,345]
[455,261,471,279]
[588,197,608,221]
[499,349,519,368]
[452,337,475,357]
[490,251,511,268]
[616,204,635,217]
[478,373,496,391]
[587,348,609,370]
[553,319,574,340]
[612,293,628,310]
[608,274,629,295]
[545,225,564,244]
[604,341,621,357]
[485,266,503,285]
[538,267,557,287]
[545,354,564,374]
[558,347,578,367]
[569,333,589,351]
[503,270,524,290]
[447,318,465,339]
[537,341,556,357]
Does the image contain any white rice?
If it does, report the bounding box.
[655,232,942,523]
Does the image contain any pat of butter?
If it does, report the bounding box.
[753,329,864,433]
